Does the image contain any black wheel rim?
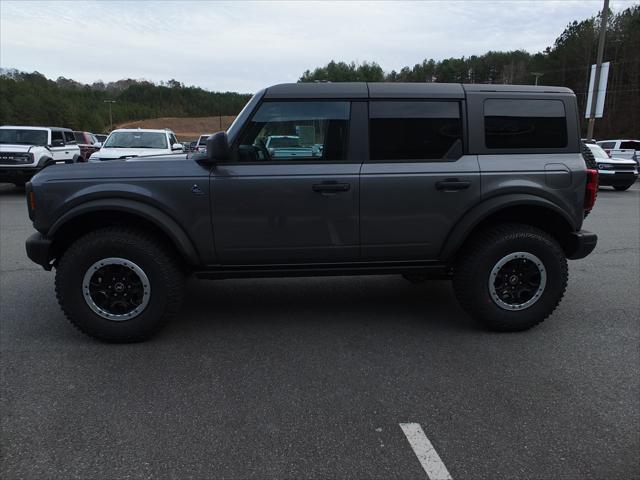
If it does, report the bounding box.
[489,252,547,311]
[82,258,150,320]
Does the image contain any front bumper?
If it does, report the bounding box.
[597,170,638,187]
[566,230,598,260]
[25,232,53,270]
[0,166,40,183]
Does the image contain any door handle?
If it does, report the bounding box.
[435,178,471,191]
[312,182,351,194]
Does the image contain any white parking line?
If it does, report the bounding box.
[399,423,453,480]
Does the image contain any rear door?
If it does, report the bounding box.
[49,130,68,162]
[210,100,363,264]
[360,99,480,260]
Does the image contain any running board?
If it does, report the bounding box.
[193,261,451,280]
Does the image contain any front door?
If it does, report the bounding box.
[211,100,362,264]
[360,100,480,260]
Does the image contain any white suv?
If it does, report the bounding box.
[596,139,640,166]
[88,128,184,162]
[0,126,82,187]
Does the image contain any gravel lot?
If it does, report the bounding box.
[1,181,638,480]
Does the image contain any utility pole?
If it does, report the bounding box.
[531,72,543,86]
[103,100,116,131]
[587,0,609,141]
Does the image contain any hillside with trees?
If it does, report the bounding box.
[0,73,251,134]
[0,5,637,138]
[300,5,639,138]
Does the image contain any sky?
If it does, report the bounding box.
[0,0,636,93]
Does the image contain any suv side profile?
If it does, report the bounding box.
[25,83,598,342]
[0,126,81,187]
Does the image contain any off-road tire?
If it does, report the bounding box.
[55,227,185,342]
[453,223,568,332]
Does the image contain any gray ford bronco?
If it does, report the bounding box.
[25,83,599,342]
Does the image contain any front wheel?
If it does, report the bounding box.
[55,227,185,342]
[453,224,568,332]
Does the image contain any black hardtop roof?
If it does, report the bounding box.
[264,82,573,99]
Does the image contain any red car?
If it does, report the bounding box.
[73,131,100,161]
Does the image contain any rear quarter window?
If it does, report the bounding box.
[484,99,567,149]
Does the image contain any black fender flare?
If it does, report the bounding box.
[439,193,578,261]
[48,198,200,265]
[37,156,54,168]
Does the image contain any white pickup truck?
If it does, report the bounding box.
[596,139,640,166]
[264,135,321,159]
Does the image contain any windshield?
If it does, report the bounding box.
[0,129,48,146]
[104,132,168,149]
[268,136,301,148]
[621,141,640,150]
[587,144,610,160]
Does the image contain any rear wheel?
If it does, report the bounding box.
[55,227,185,342]
[453,224,567,332]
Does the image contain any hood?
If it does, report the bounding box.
[30,153,205,185]
[0,144,46,153]
[91,147,169,159]
[602,156,638,165]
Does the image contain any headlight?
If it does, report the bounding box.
[598,163,614,170]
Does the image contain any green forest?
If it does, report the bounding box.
[300,5,639,138]
[0,74,252,133]
[0,4,638,138]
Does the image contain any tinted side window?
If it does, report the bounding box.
[369,101,462,161]
[234,101,350,162]
[484,99,567,149]
[51,131,63,143]
[63,131,76,144]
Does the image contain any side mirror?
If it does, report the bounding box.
[171,143,183,151]
[206,132,229,162]
[51,139,64,147]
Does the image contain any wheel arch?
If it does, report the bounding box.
[48,199,200,266]
[440,194,578,261]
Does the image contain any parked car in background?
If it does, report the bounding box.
[596,139,640,166]
[264,135,320,159]
[73,131,100,161]
[88,128,184,162]
[586,142,638,191]
[0,126,81,186]
[195,134,214,153]
[25,82,598,342]
[189,140,197,152]
[94,133,108,144]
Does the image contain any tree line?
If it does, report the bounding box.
[0,5,637,138]
[300,5,639,139]
[0,72,252,133]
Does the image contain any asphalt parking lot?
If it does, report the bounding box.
[1,181,638,480]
